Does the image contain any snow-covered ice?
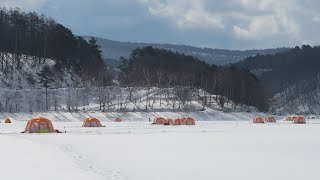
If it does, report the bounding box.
[1,118,320,180]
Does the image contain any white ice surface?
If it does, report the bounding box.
[1,119,320,180]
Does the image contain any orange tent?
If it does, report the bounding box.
[115,118,122,122]
[265,116,276,123]
[4,118,11,123]
[174,118,183,125]
[152,117,166,125]
[174,117,195,125]
[184,117,195,125]
[82,118,104,127]
[293,116,306,124]
[179,117,195,125]
[253,117,264,123]
[24,117,55,133]
[180,118,187,125]
[164,119,174,125]
[286,116,293,121]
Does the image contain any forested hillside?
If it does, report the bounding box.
[0,7,270,113]
[0,8,112,112]
[119,47,268,111]
[234,45,320,113]
[0,8,108,85]
[91,37,289,65]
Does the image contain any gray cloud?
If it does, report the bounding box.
[1,0,320,49]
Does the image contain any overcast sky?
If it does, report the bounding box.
[1,0,320,49]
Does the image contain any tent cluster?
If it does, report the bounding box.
[285,116,306,124]
[19,115,196,133]
[254,115,306,124]
[290,116,306,124]
[152,117,195,125]
[265,116,276,123]
[83,117,121,125]
[81,117,122,127]
[6,114,309,134]
[21,117,108,133]
[253,116,277,123]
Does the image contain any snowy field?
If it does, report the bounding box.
[1,118,320,180]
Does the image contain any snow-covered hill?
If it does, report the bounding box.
[0,53,77,89]
[272,86,320,115]
[0,53,258,115]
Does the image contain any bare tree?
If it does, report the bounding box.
[51,89,60,111]
[26,89,36,112]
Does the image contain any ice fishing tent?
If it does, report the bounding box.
[83,118,104,127]
[174,118,195,125]
[174,118,183,125]
[292,116,298,122]
[115,118,122,122]
[253,117,265,123]
[293,116,306,124]
[184,117,195,125]
[286,116,293,121]
[265,116,276,123]
[23,117,55,133]
[164,119,174,125]
[179,117,195,125]
[152,117,166,125]
[4,118,11,123]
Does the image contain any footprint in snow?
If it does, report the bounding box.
[60,145,127,180]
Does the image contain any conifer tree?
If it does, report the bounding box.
[37,65,55,110]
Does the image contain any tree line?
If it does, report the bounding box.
[119,46,269,111]
[0,7,107,82]
[234,45,320,95]
[234,45,320,113]
[272,73,320,114]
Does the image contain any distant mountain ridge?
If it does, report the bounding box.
[84,37,290,65]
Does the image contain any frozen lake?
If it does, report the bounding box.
[1,120,320,180]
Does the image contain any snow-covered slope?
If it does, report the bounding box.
[0,53,75,89]
[0,55,257,115]
[271,83,320,114]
